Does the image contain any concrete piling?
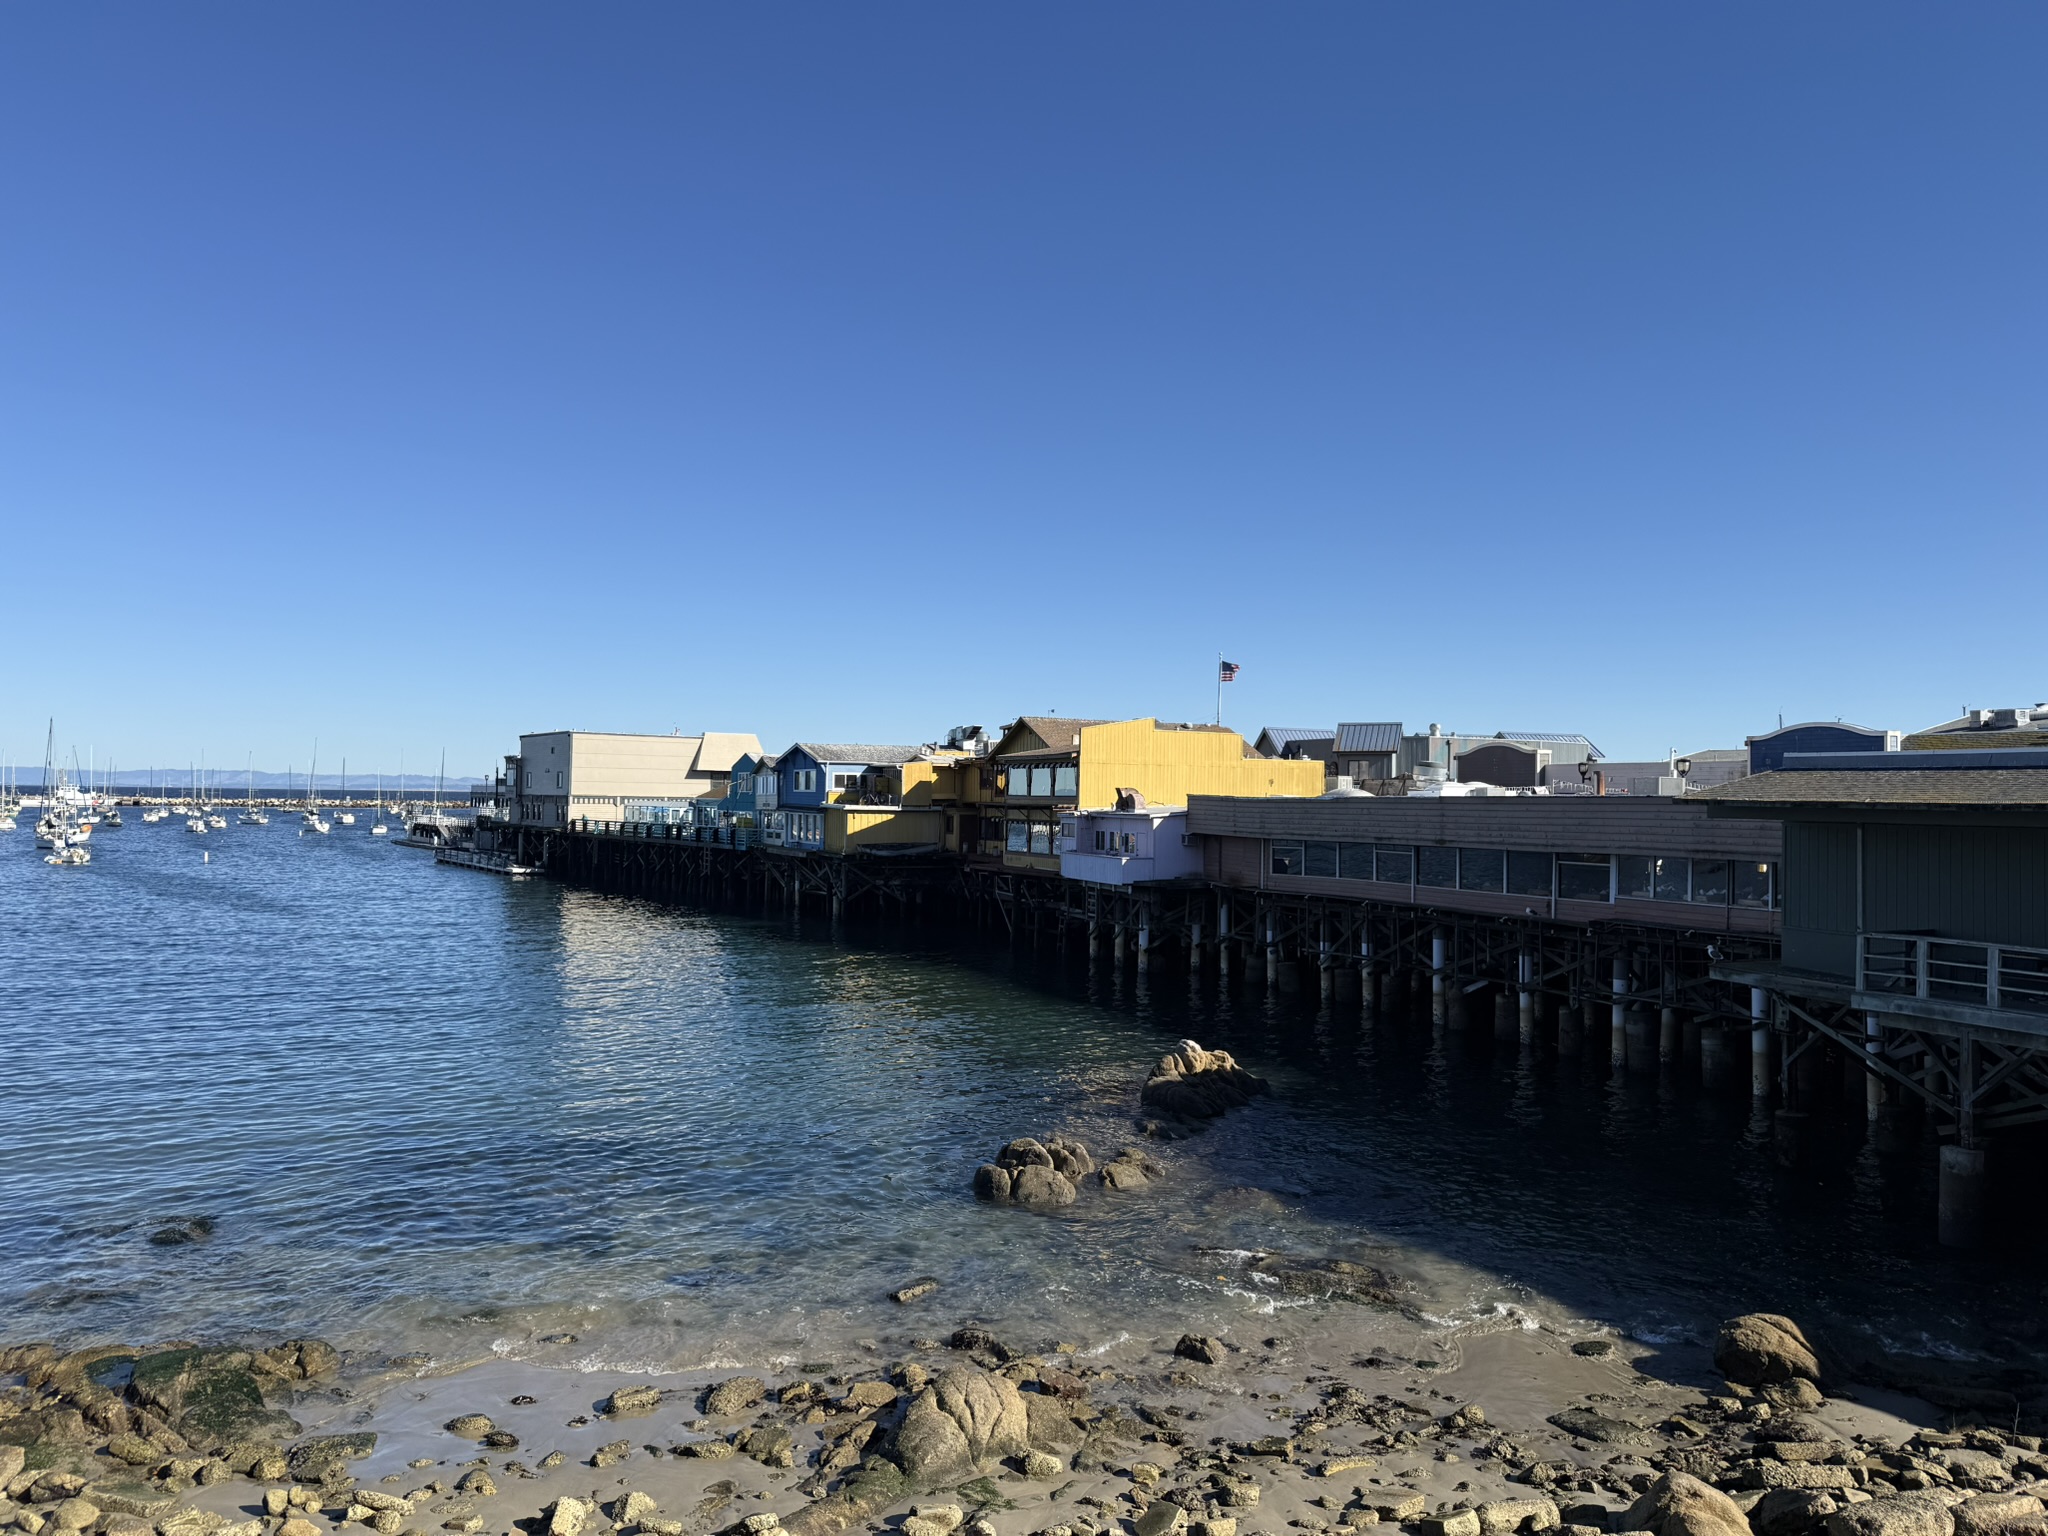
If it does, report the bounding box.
[1938,1144,1987,1248]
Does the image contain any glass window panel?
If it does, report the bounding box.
[1617,855,1653,899]
[1271,841,1305,876]
[1030,821,1052,855]
[1006,820,1028,852]
[1733,861,1772,909]
[1375,844,1414,884]
[1030,766,1053,796]
[1459,848,1505,892]
[1558,857,1612,902]
[1417,846,1458,888]
[1305,842,1338,878]
[1653,856,1689,903]
[1690,860,1729,904]
[1054,764,1078,796]
[1507,850,1553,897]
[1338,842,1374,880]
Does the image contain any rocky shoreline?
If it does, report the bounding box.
[2,1308,2036,1536]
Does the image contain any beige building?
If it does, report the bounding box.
[512,730,763,827]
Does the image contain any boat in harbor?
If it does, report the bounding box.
[44,840,89,866]
[371,772,389,836]
[237,756,268,825]
[336,759,355,824]
[300,747,330,836]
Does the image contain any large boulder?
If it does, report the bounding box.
[285,1432,376,1483]
[996,1139,1053,1170]
[1009,1166,1077,1209]
[1140,1041,1267,1122]
[1620,1472,1752,1536]
[1714,1316,1821,1387]
[1824,1495,1960,1536]
[130,1349,299,1446]
[1752,1492,1842,1536]
[893,1366,1029,1485]
[1951,1496,2047,1536]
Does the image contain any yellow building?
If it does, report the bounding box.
[990,715,1324,873]
[822,804,946,855]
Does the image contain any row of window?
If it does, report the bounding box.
[1006,819,1059,855]
[1269,841,1778,908]
[1003,764,1080,798]
[1094,829,1140,855]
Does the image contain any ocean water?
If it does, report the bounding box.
[3,816,2042,1380]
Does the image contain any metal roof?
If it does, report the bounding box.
[1258,726,1334,749]
[1335,722,1402,754]
[1493,732,1603,758]
[1702,769,2048,807]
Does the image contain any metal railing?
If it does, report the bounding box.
[1860,932,2048,1014]
[571,817,760,850]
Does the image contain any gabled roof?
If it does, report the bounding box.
[1335,722,1402,754]
[789,742,925,767]
[1255,726,1334,756]
[993,716,1108,757]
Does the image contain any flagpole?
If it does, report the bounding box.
[1215,652,1222,726]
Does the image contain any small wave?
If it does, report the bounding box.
[1078,1331,1131,1357]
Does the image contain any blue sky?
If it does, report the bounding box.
[2,6,2042,780]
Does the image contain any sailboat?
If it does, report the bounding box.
[35,722,90,857]
[186,763,207,833]
[238,755,268,825]
[336,758,355,825]
[371,771,388,836]
[300,747,330,836]
[101,760,123,828]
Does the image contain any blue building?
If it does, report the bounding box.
[767,742,924,850]
[1746,722,1899,775]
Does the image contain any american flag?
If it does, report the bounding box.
[1218,659,1240,683]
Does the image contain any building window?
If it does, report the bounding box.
[1691,860,1729,905]
[1007,820,1029,853]
[1507,851,1553,897]
[1029,765,1053,797]
[1305,842,1338,878]
[1558,855,1612,902]
[1271,841,1305,876]
[1617,856,1653,900]
[1733,861,1774,909]
[1458,848,1505,893]
[832,772,857,790]
[1417,846,1457,888]
[1375,844,1414,884]
[1338,842,1373,880]
[1054,765,1078,796]
[1029,820,1053,855]
[1653,857,1689,903]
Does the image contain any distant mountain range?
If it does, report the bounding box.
[7,772,484,793]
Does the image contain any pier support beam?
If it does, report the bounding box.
[1659,1006,1679,1066]
[1610,959,1629,1069]
[1700,1026,1727,1088]
[1939,1144,1987,1249]
[1750,986,1772,1099]
[1518,952,1535,1044]
[1865,1012,1885,1120]
[1136,906,1151,974]
[1431,931,1447,1026]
